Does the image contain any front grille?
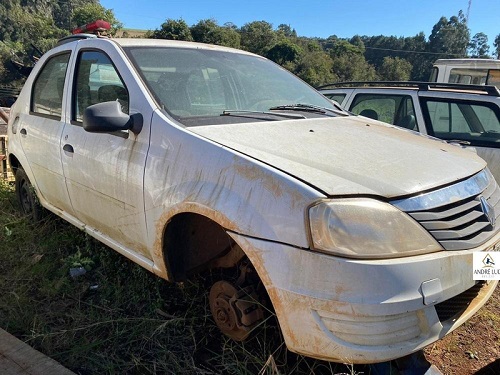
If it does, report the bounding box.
[392,170,500,250]
[435,281,485,321]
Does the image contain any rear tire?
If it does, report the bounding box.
[15,167,44,221]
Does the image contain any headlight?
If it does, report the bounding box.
[309,198,442,259]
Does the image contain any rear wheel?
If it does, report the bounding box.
[15,167,44,220]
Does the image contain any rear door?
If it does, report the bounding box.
[61,40,153,258]
[420,96,500,181]
[17,47,75,215]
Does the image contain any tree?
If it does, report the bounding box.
[277,24,297,38]
[190,19,240,48]
[151,19,193,41]
[468,32,490,58]
[331,53,377,82]
[330,39,364,57]
[378,57,412,81]
[240,21,276,56]
[428,11,470,58]
[495,34,500,59]
[349,35,365,53]
[327,39,377,82]
[54,0,99,31]
[72,3,122,35]
[266,40,302,65]
[294,50,334,87]
[0,41,24,86]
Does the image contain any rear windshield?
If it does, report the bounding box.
[125,47,337,126]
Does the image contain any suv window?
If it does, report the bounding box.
[73,50,129,122]
[422,99,500,146]
[31,52,70,118]
[323,93,346,104]
[350,94,417,130]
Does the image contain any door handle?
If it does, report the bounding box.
[63,144,74,153]
[20,128,27,135]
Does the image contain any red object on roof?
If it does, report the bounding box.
[72,20,111,35]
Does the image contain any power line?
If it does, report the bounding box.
[364,46,465,58]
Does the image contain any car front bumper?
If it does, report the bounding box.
[230,232,499,364]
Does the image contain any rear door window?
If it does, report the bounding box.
[31,52,71,118]
[349,94,417,130]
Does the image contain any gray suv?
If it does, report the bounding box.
[319,82,500,182]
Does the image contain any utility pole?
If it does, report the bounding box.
[68,0,73,31]
[466,0,472,24]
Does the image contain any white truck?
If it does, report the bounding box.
[430,58,500,88]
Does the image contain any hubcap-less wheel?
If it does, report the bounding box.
[15,167,43,220]
[19,179,33,214]
[209,280,249,341]
[210,281,239,333]
[209,280,264,341]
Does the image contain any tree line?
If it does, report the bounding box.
[0,0,120,87]
[1,1,499,89]
[147,11,499,86]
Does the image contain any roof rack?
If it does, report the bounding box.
[316,81,500,97]
[55,33,98,47]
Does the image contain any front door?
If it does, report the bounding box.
[61,44,152,257]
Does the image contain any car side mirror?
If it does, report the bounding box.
[83,101,143,134]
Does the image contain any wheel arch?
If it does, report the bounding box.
[160,209,246,282]
[8,153,20,174]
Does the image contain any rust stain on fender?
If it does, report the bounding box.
[231,157,311,211]
[233,161,284,198]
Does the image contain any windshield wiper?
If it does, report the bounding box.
[269,103,348,116]
[221,110,306,120]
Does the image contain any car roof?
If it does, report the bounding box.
[56,34,258,57]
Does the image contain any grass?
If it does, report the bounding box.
[0,180,362,375]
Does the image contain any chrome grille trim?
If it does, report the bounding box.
[392,169,491,212]
[391,169,500,250]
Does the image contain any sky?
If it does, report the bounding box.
[100,0,499,50]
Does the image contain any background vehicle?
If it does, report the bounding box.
[7,37,500,365]
[429,58,500,89]
[319,81,500,182]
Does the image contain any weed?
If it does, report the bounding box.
[0,182,364,374]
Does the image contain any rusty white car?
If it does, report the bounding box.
[7,36,500,364]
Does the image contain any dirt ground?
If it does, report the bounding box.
[424,283,499,375]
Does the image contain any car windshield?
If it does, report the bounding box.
[125,46,339,126]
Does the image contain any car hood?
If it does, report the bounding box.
[190,116,486,198]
